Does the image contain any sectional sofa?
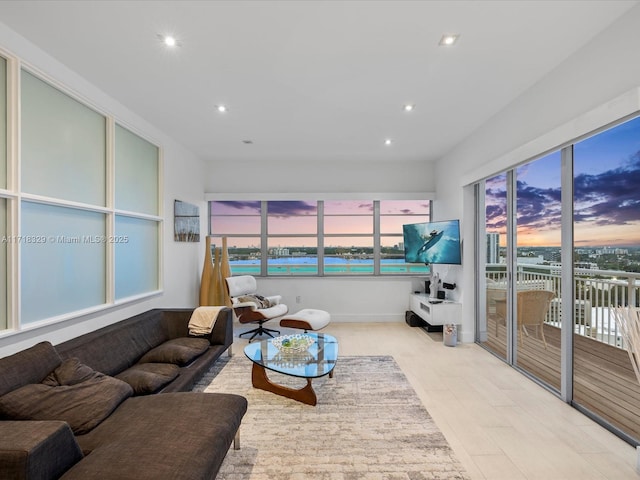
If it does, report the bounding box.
[0,308,247,480]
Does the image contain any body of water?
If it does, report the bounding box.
[230,257,429,274]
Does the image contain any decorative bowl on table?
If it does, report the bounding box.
[272,334,314,353]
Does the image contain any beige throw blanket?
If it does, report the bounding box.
[188,306,225,336]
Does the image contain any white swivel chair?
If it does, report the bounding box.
[224,275,289,342]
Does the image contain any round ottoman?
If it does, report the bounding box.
[280,308,331,332]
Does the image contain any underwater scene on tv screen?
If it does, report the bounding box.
[403,220,461,265]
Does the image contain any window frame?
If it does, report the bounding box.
[209,199,431,277]
[0,54,163,336]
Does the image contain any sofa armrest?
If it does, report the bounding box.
[208,307,233,348]
[0,421,83,480]
[161,308,233,349]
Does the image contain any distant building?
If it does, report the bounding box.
[596,246,629,255]
[550,261,598,276]
[487,233,500,264]
[543,249,561,262]
[517,255,544,265]
[269,247,289,256]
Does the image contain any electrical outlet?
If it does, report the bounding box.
[296,296,301,303]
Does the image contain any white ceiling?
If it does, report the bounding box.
[0,0,637,165]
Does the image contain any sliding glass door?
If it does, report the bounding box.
[513,152,562,392]
[476,114,640,445]
[481,173,508,361]
[572,115,640,443]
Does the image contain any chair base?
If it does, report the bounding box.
[239,325,281,342]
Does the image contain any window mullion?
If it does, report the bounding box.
[261,200,268,276]
[374,200,380,275]
[318,201,324,276]
[105,117,114,304]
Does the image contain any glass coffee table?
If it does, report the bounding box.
[243,332,338,406]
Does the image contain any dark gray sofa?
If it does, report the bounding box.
[0,308,247,480]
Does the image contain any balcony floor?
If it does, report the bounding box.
[482,317,640,443]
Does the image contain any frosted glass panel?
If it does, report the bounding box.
[21,202,106,324]
[0,57,6,189]
[21,71,106,205]
[0,198,6,330]
[115,125,159,215]
[115,216,158,299]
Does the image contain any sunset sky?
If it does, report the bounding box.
[210,200,430,248]
[486,115,640,248]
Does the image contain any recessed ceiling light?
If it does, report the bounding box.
[158,34,180,47]
[439,34,459,46]
[384,139,392,146]
[403,104,415,112]
[216,105,227,113]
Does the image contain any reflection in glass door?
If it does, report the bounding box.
[513,152,562,392]
[572,115,640,443]
[480,173,508,361]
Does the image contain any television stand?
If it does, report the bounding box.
[409,293,461,332]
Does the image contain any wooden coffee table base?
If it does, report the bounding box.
[251,362,330,406]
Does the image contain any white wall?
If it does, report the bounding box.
[0,22,207,357]
[206,158,435,196]
[434,4,640,342]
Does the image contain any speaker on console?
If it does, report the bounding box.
[405,311,426,327]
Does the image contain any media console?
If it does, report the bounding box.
[409,293,461,332]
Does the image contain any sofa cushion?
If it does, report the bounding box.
[116,363,180,395]
[55,310,171,375]
[42,357,97,387]
[67,393,248,479]
[139,337,210,366]
[0,341,62,396]
[0,421,84,480]
[0,360,133,435]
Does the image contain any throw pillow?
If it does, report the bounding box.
[237,294,273,309]
[0,363,133,435]
[116,363,180,395]
[138,337,210,366]
[42,357,96,386]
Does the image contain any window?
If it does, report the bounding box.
[0,55,6,190]
[268,201,317,275]
[0,58,161,332]
[0,198,6,330]
[21,71,106,206]
[380,200,430,274]
[210,199,430,276]
[324,201,372,275]
[20,203,106,323]
[0,56,6,329]
[209,201,261,276]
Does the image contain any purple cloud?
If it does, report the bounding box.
[484,151,640,233]
[574,153,640,226]
[267,201,317,216]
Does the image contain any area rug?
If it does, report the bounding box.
[193,355,469,480]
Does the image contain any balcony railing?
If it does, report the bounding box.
[486,263,640,349]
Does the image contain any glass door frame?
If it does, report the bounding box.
[475,147,575,402]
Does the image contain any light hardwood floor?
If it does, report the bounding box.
[236,321,639,480]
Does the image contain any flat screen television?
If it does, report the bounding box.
[402,219,462,265]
